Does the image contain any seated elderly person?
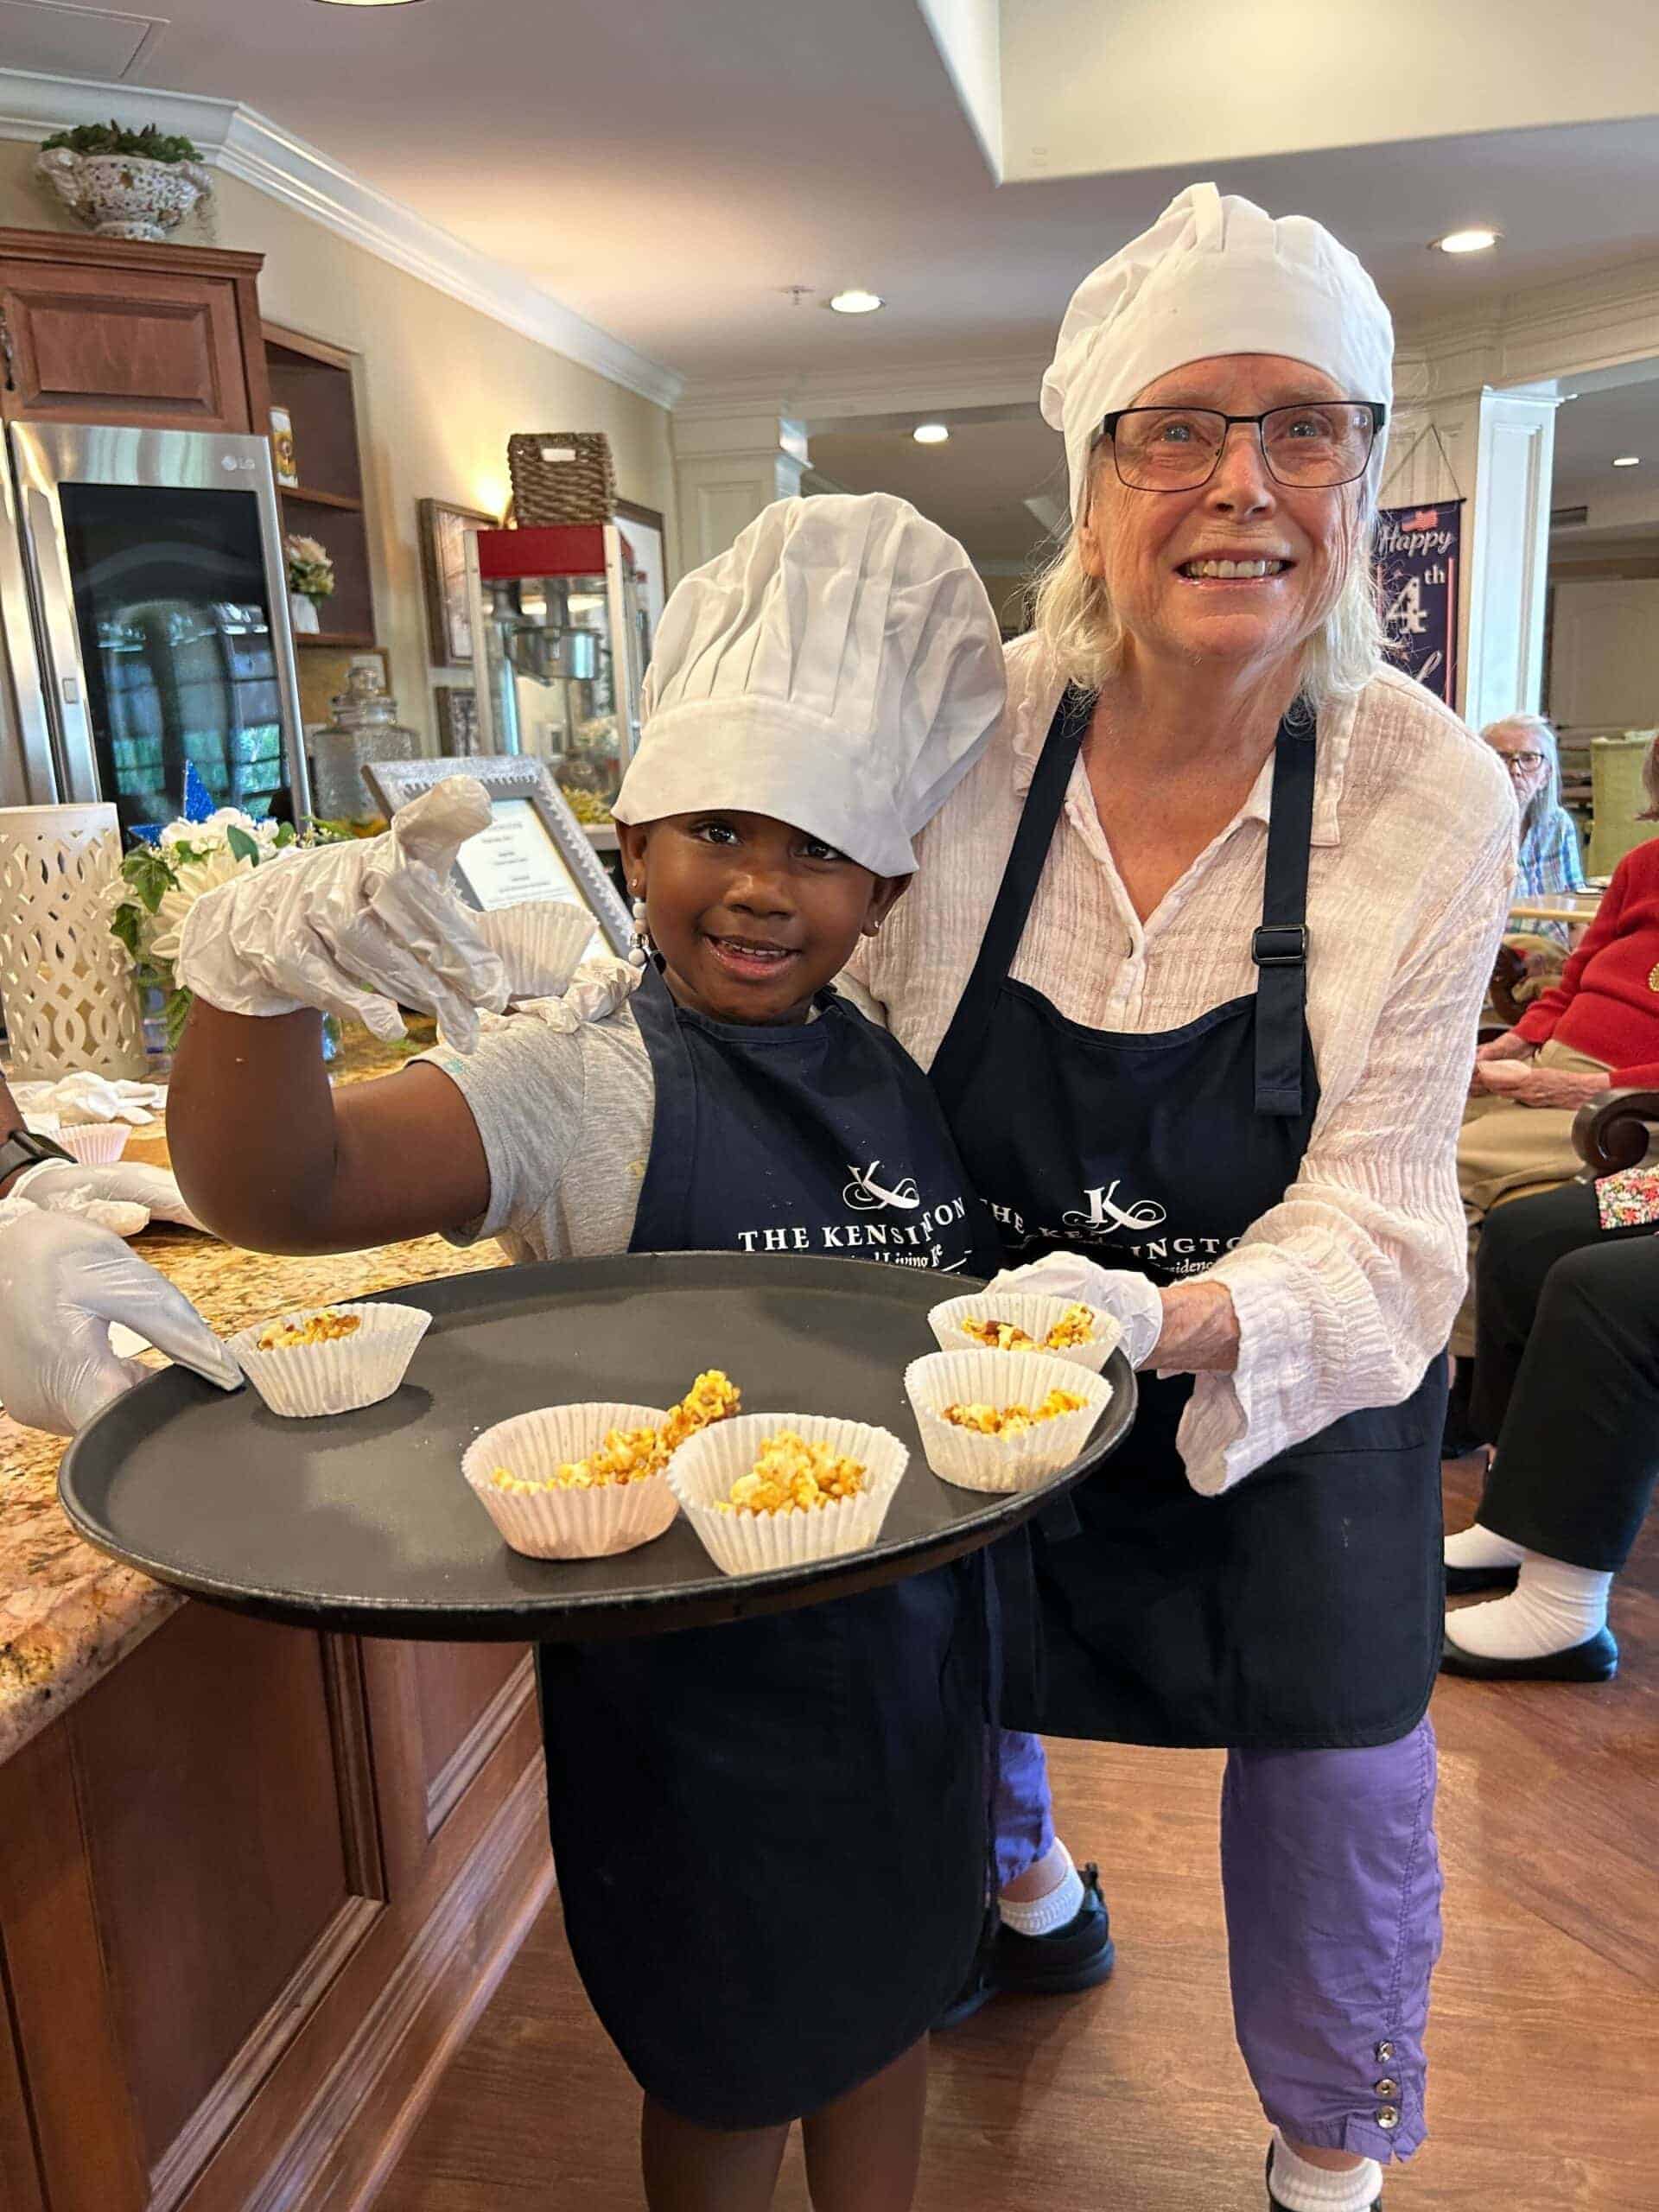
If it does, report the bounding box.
[1442,1168,1659,1681]
[1485,713,1585,948]
[1453,734,1659,1374]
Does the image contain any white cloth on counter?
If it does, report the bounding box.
[10,1074,167,1125]
[613,493,1005,878]
[853,634,1516,1497]
[1041,181,1395,518]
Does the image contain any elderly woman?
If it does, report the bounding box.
[858,187,1515,2212]
[1484,712,1585,936]
[1455,735,1659,1361]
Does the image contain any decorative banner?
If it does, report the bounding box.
[1373,500,1462,705]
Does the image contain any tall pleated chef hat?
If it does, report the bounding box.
[1042,181,1395,519]
[613,493,1006,879]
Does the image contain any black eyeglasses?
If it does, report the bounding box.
[1499,751,1546,772]
[1098,402,1387,492]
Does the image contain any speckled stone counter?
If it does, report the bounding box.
[0,1030,505,1764]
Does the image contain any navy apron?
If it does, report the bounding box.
[930,687,1445,1752]
[536,961,1000,2128]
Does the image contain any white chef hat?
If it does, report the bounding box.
[613,493,1005,879]
[1042,182,1395,519]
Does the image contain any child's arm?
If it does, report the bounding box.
[168,1002,489,1255]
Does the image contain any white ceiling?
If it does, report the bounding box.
[16,0,1659,404]
[811,411,1058,570]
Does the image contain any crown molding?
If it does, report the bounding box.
[0,66,683,412]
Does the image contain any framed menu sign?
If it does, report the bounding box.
[362,753,632,955]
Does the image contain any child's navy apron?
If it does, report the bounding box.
[537,960,1000,2128]
[928,687,1445,1752]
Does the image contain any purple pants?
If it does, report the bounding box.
[995,1722,1442,2158]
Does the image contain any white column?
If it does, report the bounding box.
[670,409,808,572]
[1464,384,1560,733]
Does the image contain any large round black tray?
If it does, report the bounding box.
[59,1252,1135,1643]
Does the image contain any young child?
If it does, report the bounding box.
[168,493,1007,2212]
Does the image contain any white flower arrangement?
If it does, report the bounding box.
[285,533,335,601]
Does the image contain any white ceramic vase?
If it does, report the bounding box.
[0,804,147,1080]
[35,148,212,243]
[289,591,321,634]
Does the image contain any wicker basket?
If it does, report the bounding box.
[506,432,617,525]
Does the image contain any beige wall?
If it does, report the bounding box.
[0,144,676,754]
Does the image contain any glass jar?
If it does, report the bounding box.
[309,665,418,827]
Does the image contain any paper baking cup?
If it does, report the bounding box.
[927,1291,1119,1376]
[229,1301,432,1419]
[461,1402,676,1560]
[473,901,598,1001]
[55,1121,130,1166]
[904,1350,1113,1492]
[667,1413,907,1578]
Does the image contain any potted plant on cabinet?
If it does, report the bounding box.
[36,118,213,242]
[285,535,335,635]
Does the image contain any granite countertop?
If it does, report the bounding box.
[0,1029,505,1764]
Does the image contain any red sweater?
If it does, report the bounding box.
[1516,835,1659,1086]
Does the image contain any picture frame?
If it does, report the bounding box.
[614,497,667,669]
[419,498,497,667]
[362,752,632,957]
[433,685,481,757]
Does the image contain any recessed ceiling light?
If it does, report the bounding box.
[1613,454,1642,467]
[312,1,425,9]
[829,289,884,315]
[912,423,950,445]
[1433,227,1501,255]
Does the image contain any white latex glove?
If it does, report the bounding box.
[988,1251,1165,1370]
[0,1204,240,1435]
[11,1159,207,1235]
[12,1074,167,1126]
[175,777,510,1053]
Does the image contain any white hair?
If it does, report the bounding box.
[1479,713,1564,846]
[1032,443,1385,711]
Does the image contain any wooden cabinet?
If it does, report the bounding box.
[0,1606,548,2212]
[264,322,378,651]
[0,229,270,435]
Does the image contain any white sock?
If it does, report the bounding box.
[1268,2133,1382,2211]
[1443,1520,1525,1573]
[999,1838,1084,1936]
[1445,1553,1614,1660]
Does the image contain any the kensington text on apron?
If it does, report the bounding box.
[537,962,997,2128]
[930,687,1446,1751]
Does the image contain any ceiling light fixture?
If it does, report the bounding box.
[1613,454,1643,467]
[829,289,884,315]
[1433,227,1501,255]
[912,423,949,445]
[312,1,426,9]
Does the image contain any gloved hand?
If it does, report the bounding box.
[10,1159,206,1235]
[988,1251,1165,1370]
[175,777,510,1053]
[0,1204,241,1435]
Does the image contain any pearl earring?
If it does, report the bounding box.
[628,894,652,969]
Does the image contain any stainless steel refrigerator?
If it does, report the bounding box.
[0,420,312,830]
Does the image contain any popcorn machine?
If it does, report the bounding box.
[463,524,646,817]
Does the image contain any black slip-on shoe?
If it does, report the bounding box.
[934,1862,1116,2030]
[1439,1624,1618,1681]
[1445,1560,1521,1596]
[1267,2146,1381,2211]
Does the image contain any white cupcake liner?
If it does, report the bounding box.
[904,1349,1113,1493]
[473,900,597,1001]
[56,1121,130,1166]
[927,1290,1118,1375]
[667,1413,907,1578]
[461,1402,676,1560]
[229,1300,432,1418]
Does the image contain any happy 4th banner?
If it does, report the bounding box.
[1374,501,1462,706]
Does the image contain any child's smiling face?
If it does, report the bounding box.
[618,810,906,1025]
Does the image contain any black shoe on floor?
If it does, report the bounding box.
[1439,1624,1618,1681]
[1444,1560,1520,1596]
[934,1862,1116,2030]
[1266,2145,1381,2210]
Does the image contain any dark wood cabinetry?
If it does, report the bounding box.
[0,1608,547,2212]
[264,321,378,651]
[0,230,269,435]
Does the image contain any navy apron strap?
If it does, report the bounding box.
[931,683,1092,1102]
[626,960,698,1251]
[1251,711,1319,1119]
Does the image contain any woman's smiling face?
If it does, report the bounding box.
[1077,353,1366,683]
[618,810,905,1026]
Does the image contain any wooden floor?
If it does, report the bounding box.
[378,1456,1659,2211]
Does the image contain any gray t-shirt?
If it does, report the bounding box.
[416,978,883,1266]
